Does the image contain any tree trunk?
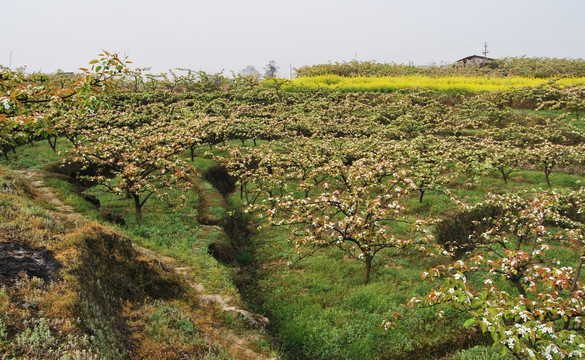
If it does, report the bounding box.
[510,277,526,296]
[132,193,143,225]
[499,168,508,184]
[364,254,373,284]
[47,135,57,152]
[545,167,552,188]
[419,189,425,203]
[571,256,584,293]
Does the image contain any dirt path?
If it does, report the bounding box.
[15,170,83,227]
[15,169,275,360]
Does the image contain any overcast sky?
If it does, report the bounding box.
[2,0,585,76]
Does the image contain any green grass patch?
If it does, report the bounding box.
[245,219,465,359]
[230,161,585,359]
[1,139,69,170]
[8,141,243,299]
[451,345,515,360]
[43,177,100,216]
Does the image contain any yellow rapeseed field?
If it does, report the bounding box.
[287,75,585,93]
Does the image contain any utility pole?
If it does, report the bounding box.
[482,42,489,58]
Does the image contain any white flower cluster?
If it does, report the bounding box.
[521,348,536,357]
[503,336,516,349]
[453,273,466,282]
[542,343,561,360]
[0,97,11,110]
[514,323,532,336]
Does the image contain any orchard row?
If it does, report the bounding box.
[2,60,585,358]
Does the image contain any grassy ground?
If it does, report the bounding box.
[0,140,277,358]
[225,158,584,359]
[4,140,242,296]
[4,138,583,359]
[0,165,247,359]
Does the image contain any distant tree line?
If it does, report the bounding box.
[295,57,585,78]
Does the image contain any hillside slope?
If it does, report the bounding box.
[0,168,275,359]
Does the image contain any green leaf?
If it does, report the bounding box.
[491,331,498,342]
[463,318,476,327]
[89,59,99,64]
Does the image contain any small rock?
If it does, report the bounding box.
[192,283,206,293]
[229,309,270,329]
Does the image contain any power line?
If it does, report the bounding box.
[491,42,585,47]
